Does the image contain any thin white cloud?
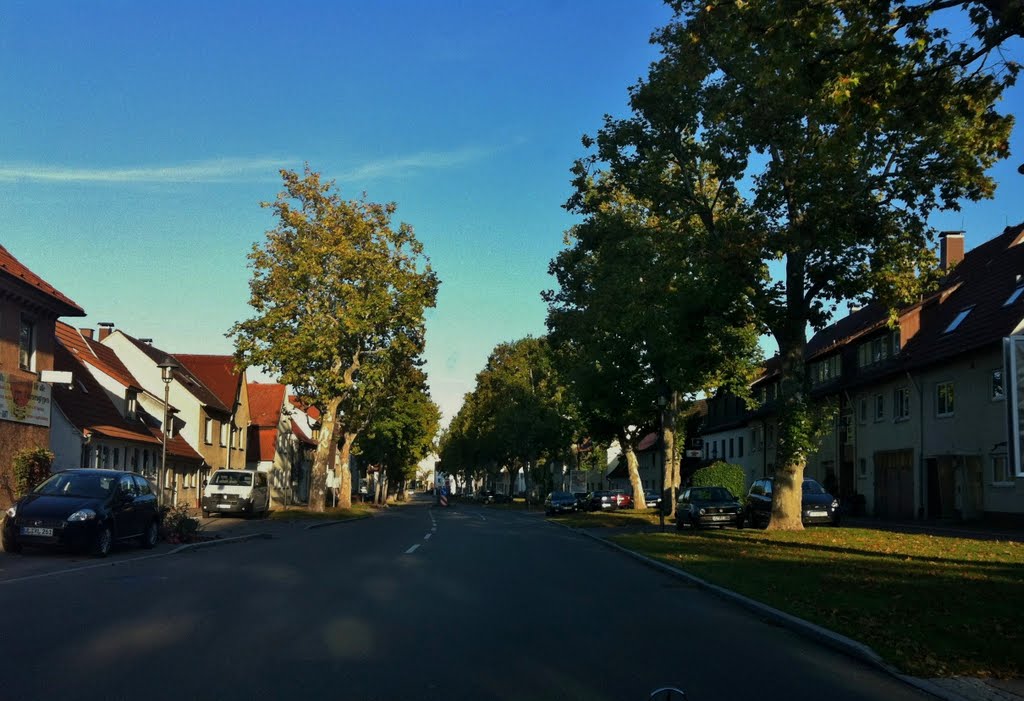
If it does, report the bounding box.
[336,145,497,182]
[0,157,285,184]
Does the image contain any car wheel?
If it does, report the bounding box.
[736,512,745,529]
[2,533,21,553]
[93,526,112,558]
[674,517,683,531]
[140,520,159,549]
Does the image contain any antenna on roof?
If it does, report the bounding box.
[139,338,153,344]
[98,322,114,328]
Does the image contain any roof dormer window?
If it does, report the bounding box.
[944,306,974,333]
[1004,284,1024,307]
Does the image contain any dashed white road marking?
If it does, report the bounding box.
[424,533,432,540]
[405,544,421,554]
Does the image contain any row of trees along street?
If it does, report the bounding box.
[444,0,1024,529]
[230,166,440,511]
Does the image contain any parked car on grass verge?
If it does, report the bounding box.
[612,490,633,509]
[585,490,618,511]
[201,469,270,518]
[2,468,161,557]
[544,491,578,515]
[742,477,840,528]
[644,491,663,511]
[477,490,512,504]
[676,486,743,530]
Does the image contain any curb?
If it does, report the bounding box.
[304,516,369,530]
[168,532,272,554]
[563,523,969,701]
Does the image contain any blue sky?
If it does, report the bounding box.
[1,1,1022,426]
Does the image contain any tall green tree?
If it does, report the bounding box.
[582,0,1015,528]
[358,364,440,503]
[548,178,761,516]
[230,165,438,511]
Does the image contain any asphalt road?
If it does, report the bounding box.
[0,500,935,701]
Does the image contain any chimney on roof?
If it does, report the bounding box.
[940,231,965,270]
[80,328,94,340]
[97,322,114,341]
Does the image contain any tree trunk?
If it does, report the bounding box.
[767,326,809,531]
[663,403,677,519]
[336,432,356,509]
[308,397,342,512]
[624,448,646,509]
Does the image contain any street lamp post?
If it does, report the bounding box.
[157,357,180,508]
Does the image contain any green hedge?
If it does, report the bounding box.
[12,447,53,499]
[690,461,746,500]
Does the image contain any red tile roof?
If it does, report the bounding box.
[248,383,286,426]
[55,322,142,390]
[249,426,278,462]
[118,334,230,414]
[52,343,160,447]
[175,355,242,412]
[288,395,321,421]
[0,244,85,317]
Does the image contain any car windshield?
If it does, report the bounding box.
[803,479,826,495]
[211,471,253,486]
[34,472,114,499]
[550,492,572,499]
[690,487,734,501]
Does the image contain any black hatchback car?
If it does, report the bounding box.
[2,469,162,557]
[676,486,743,529]
[742,477,840,528]
[543,491,578,515]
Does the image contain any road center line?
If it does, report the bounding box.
[424,533,432,540]
[405,544,421,554]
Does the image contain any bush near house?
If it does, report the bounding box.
[690,461,745,500]
[11,447,54,499]
[160,502,203,544]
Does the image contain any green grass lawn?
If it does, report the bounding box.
[556,509,665,528]
[605,527,1024,679]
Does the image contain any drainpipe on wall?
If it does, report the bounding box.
[906,371,926,519]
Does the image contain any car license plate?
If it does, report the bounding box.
[21,526,53,537]
[712,515,730,521]
[808,510,828,517]
[218,504,233,509]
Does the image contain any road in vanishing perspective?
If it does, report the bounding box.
[0,499,934,701]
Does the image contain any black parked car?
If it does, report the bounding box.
[477,489,512,504]
[543,491,578,515]
[742,477,840,528]
[2,469,161,557]
[585,490,618,511]
[675,486,743,529]
[644,491,663,511]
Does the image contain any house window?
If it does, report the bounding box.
[204,418,213,444]
[894,387,910,420]
[113,448,120,468]
[859,457,867,477]
[857,331,900,368]
[1004,284,1024,307]
[18,316,35,371]
[874,394,884,422]
[220,423,228,447]
[126,391,138,420]
[811,355,840,385]
[936,381,955,417]
[728,438,734,458]
[859,397,868,424]
[992,370,1005,401]
[751,427,760,451]
[993,455,1010,484]
[738,436,744,458]
[943,306,974,333]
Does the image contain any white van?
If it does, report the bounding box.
[201,469,270,518]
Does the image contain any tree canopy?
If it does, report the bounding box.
[230,165,438,510]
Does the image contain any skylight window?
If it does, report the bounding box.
[944,306,974,333]
[1004,284,1024,307]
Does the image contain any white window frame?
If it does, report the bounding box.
[18,315,35,372]
[204,417,213,444]
[936,381,955,418]
[944,306,974,333]
[893,387,910,421]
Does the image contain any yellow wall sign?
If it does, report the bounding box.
[0,373,51,427]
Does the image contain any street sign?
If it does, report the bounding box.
[685,449,702,458]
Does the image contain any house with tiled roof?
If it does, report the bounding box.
[0,245,85,508]
[248,383,315,506]
[49,324,203,489]
[700,225,1024,524]
[100,331,251,508]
